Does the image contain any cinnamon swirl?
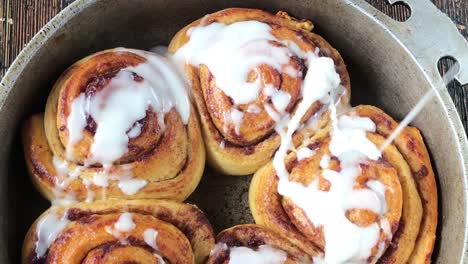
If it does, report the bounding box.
[22,48,205,202]
[22,200,215,264]
[250,105,437,263]
[168,8,350,175]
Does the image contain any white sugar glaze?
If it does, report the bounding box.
[127,122,143,138]
[143,228,159,250]
[114,212,135,232]
[143,227,166,263]
[272,57,339,183]
[174,21,297,105]
[228,245,287,264]
[35,210,70,257]
[65,93,87,161]
[105,212,136,239]
[228,108,244,135]
[67,49,190,168]
[277,111,390,263]
[320,154,331,169]
[92,172,109,187]
[52,156,79,189]
[264,85,291,113]
[118,178,148,195]
[296,147,316,161]
[82,178,95,202]
[275,100,391,263]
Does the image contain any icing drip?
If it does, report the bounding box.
[367,180,388,215]
[174,21,295,105]
[296,147,316,161]
[65,94,87,161]
[92,173,109,187]
[228,109,244,135]
[328,115,380,162]
[118,178,148,195]
[114,213,135,232]
[51,156,80,203]
[228,245,287,264]
[34,210,70,257]
[380,218,392,239]
[273,57,339,184]
[143,228,166,263]
[320,154,331,169]
[264,85,291,113]
[378,63,458,152]
[105,212,135,239]
[143,228,159,250]
[82,178,95,202]
[51,156,82,203]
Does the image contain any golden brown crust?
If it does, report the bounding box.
[352,105,437,264]
[168,8,350,175]
[206,224,313,264]
[22,200,215,264]
[22,49,206,201]
[249,105,436,263]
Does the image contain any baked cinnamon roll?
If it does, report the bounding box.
[206,224,313,264]
[168,8,350,175]
[22,48,205,202]
[22,200,215,264]
[250,105,437,263]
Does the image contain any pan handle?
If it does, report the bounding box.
[352,0,468,86]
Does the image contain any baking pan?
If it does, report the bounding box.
[0,0,466,262]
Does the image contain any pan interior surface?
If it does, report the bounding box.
[0,0,465,263]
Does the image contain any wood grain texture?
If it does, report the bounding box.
[0,0,467,132]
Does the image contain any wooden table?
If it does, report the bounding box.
[0,0,467,132]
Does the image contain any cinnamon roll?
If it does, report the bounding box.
[249,105,437,263]
[206,224,313,264]
[168,8,350,175]
[22,48,205,202]
[22,200,215,264]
